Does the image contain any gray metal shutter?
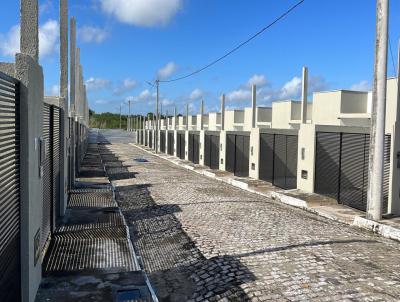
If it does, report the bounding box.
[160,131,166,153]
[193,134,200,164]
[145,130,148,146]
[315,132,341,199]
[149,131,153,149]
[226,134,235,173]
[340,133,366,211]
[181,134,186,159]
[42,103,52,255]
[383,135,391,213]
[259,133,274,182]
[235,135,249,177]
[188,133,193,161]
[168,132,174,155]
[211,135,220,170]
[286,135,298,189]
[0,72,21,302]
[52,107,61,223]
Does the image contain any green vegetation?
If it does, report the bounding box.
[89,110,163,129]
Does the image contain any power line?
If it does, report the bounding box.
[159,0,305,83]
[388,36,397,79]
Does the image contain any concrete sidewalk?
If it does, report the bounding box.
[35,132,154,302]
[133,143,400,243]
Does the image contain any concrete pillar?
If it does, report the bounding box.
[301,67,308,124]
[219,130,226,171]
[186,104,189,130]
[251,85,257,128]
[69,17,76,188]
[297,124,317,192]
[59,0,68,216]
[200,100,204,130]
[20,0,39,62]
[221,94,225,131]
[174,106,177,130]
[249,128,260,179]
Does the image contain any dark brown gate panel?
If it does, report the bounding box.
[168,131,174,155]
[0,72,21,302]
[259,133,274,182]
[144,130,148,146]
[177,133,185,159]
[160,131,166,153]
[42,103,53,256]
[188,133,199,163]
[235,135,249,177]
[226,134,235,173]
[273,135,286,188]
[286,135,298,189]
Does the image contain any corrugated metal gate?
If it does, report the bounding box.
[52,106,61,221]
[188,133,199,163]
[160,131,166,153]
[226,133,250,177]
[42,103,53,256]
[149,131,153,149]
[0,71,21,302]
[205,134,220,169]
[314,132,391,212]
[259,134,298,190]
[176,132,185,159]
[167,131,174,155]
[144,130,148,146]
[140,130,143,145]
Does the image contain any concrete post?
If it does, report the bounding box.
[69,18,76,188]
[59,0,68,216]
[367,0,389,221]
[221,94,225,131]
[200,100,204,130]
[155,80,159,153]
[301,67,308,124]
[21,0,39,62]
[251,85,257,128]
[174,106,177,130]
[186,103,189,130]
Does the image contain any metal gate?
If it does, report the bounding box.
[315,132,391,212]
[0,71,21,302]
[144,130,148,146]
[140,130,143,145]
[259,134,298,190]
[188,133,199,163]
[160,131,166,153]
[226,133,250,177]
[42,103,53,256]
[149,131,153,149]
[167,131,174,155]
[52,106,61,221]
[205,134,220,169]
[177,132,185,159]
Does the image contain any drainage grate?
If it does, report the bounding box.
[68,192,116,208]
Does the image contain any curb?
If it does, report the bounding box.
[131,143,400,243]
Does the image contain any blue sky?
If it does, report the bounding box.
[0,0,399,115]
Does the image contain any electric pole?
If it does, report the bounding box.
[367,0,389,221]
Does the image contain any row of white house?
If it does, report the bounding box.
[134,77,399,216]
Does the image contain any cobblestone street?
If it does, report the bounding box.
[100,130,400,302]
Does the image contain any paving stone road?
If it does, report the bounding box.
[100,130,400,302]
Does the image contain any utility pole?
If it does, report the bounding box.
[367,0,389,221]
[301,67,308,124]
[119,104,122,129]
[221,94,225,131]
[186,103,189,129]
[155,80,159,153]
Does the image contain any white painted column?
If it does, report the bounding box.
[251,85,257,128]
[301,67,308,124]
[221,94,225,130]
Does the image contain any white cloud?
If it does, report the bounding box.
[138,89,151,100]
[226,89,252,103]
[99,0,182,27]
[247,74,268,88]
[350,80,371,91]
[0,20,59,58]
[189,88,203,101]
[113,78,137,95]
[161,98,173,106]
[39,0,53,14]
[95,99,110,104]
[157,61,178,80]
[78,25,109,43]
[279,76,302,99]
[48,84,60,96]
[85,77,112,91]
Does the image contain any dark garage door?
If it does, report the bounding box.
[149,131,153,149]
[0,71,21,302]
[259,133,298,189]
[177,132,185,159]
[167,131,174,155]
[315,132,391,212]
[205,134,220,169]
[144,130,148,146]
[226,134,250,177]
[188,133,200,164]
[160,131,166,153]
